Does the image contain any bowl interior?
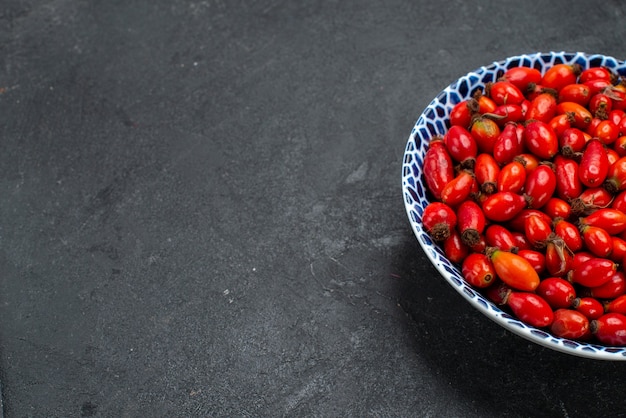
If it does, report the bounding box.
[402,51,626,360]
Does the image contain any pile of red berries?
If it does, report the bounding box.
[422,62,626,345]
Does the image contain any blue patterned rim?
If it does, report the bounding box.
[402,52,626,360]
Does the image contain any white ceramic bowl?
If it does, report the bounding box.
[402,51,626,360]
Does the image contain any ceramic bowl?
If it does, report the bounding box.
[402,51,626,360]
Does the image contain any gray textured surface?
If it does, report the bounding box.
[2,0,626,416]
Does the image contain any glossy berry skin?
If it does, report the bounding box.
[481,191,527,223]
[485,225,518,252]
[553,218,583,252]
[517,249,546,275]
[554,155,582,201]
[558,83,591,106]
[580,208,626,236]
[490,104,525,126]
[572,297,604,320]
[542,63,580,92]
[474,153,500,194]
[507,292,554,328]
[443,229,469,264]
[557,101,593,130]
[501,66,542,91]
[551,309,591,340]
[457,200,486,247]
[579,139,609,188]
[507,209,552,233]
[440,170,474,207]
[488,248,540,292]
[497,161,526,193]
[544,237,574,277]
[450,99,477,128]
[423,139,455,200]
[524,214,552,249]
[461,253,495,288]
[604,294,626,315]
[579,66,614,84]
[536,277,576,309]
[524,165,557,209]
[471,117,501,154]
[559,127,587,156]
[493,123,524,165]
[591,313,626,346]
[422,202,457,242]
[569,257,617,288]
[588,270,626,299]
[543,198,571,220]
[580,225,613,258]
[523,120,558,160]
[604,156,626,194]
[487,81,526,106]
[525,92,558,123]
[444,125,478,167]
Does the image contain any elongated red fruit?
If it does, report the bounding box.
[423,138,454,200]
[591,313,626,345]
[569,257,617,288]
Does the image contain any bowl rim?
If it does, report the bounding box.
[402,51,626,361]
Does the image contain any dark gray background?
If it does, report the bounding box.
[2,0,626,417]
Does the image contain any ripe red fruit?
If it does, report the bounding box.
[497,161,526,193]
[523,120,558,160]
[443,229,470,264]
[579,208,626,236]
[605,294,626,315]
[543,198,572,220]
[440,170,475,207]
[517,249,546,275]
[604,156,626,194]
[474,153,500,194]
[485,224,518,252]
[461,253,496,288]
[492,122,524,165]
[500,66,542,91]
[542,63,580,92]
[579,66,614,84]
[588,270,626,299]
[554,155,583,201]
[524,165,557,209]
[444,125,478,167]
[552,218,583,252]
[423,138,455,200]
[559,127,587,156]
[551,309,591,339]
[457,200,486,247]
[525,92,558,123]
[569,257,617,288]
[524,214,552,249]
[421,202,457,242]
[579,139,609,188]
[506,291,554,328]
[470,116,502,154]
[486,81,526,106]
[580,224,613,258]
[536,277,576,309]
[558,83,591,106]
[591,313,626,345]
[544,236,574,277]
[572,297,604,320]
[481,191,527,223]
[450,99,478,128]
[557,101,593,130]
